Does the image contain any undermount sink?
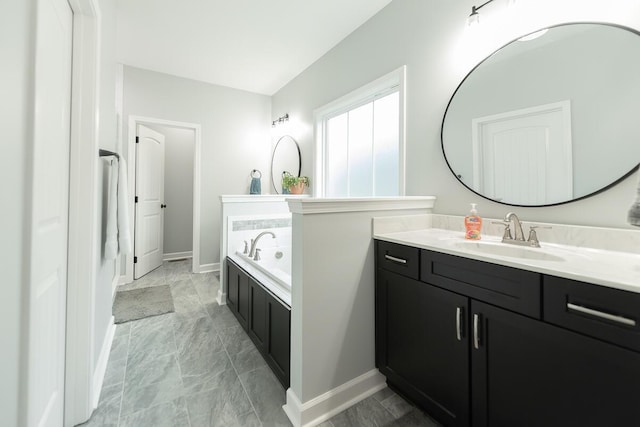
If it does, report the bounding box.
[451,240,565,262]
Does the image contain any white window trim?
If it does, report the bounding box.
[313,66,407,198]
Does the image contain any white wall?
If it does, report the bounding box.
[1,1,35,423]
[122,66,272,269]
[147,125,195,255]
[271,0,640,229]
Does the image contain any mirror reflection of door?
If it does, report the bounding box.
[472,101,573,205]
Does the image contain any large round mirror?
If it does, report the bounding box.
[271,135,301,194]
[442,23,640,207]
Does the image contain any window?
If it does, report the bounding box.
[315,67,405,197]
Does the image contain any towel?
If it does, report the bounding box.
[105,156,132,260]
[105,159,119,259]
[250,177,261,194]
[628,170,640,227]
[117,156,132,255]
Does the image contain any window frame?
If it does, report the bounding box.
[313,66,407,198]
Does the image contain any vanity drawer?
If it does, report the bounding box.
[544,276,640,352]
[376,240,420,280]
[421,250,541,318]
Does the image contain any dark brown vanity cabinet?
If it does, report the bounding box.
[375,240,640,427]
[226,258,291,388]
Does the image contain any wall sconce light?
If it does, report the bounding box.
[467,0,494,26]
[272,113,289,127]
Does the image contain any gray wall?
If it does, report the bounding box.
[272,0,640,229]
[122,66,272,268]
[147,125,195,255]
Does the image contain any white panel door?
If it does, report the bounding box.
[472,101,573,205]
[134,125,165,279]
[29,0,73,425]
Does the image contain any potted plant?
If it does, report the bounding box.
[282,172,310,194]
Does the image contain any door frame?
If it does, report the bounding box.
[124,116,202,283]
[64,0,102,425]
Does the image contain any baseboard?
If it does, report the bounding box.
[216,289,227,305]
[199,262,219,273]
[163,251,193,261]
[92,316,116,409]
[283,369,386,427]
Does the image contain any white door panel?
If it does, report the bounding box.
[135,125,165,279]
[472,101,572,205]
[30,0,73,425]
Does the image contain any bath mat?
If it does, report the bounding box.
[113,285,175,324]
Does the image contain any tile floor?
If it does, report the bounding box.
[79,259,439,427]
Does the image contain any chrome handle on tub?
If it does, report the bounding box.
[567,303,636,327]
[473,314,481,349]
[456,307,463,341]
[384,254,407,265]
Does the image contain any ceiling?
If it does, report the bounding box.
[116,0,393,95]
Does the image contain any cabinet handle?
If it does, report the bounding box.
[384,254,407,265]
[456,307,463,341]
[567,303,636,327]
[473,314,481,349]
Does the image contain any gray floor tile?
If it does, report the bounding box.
[192,275,219,304]
[330,396,396,427]
[127,323,177,370]
[184,375,254,425]
[170,279,205,313]
[77,383,122,426]
[120,376,185,416]
[238,365,290,426]
[217,324,254,355]
[119,397,190,427]
[228,345,267,375]
[179,350,234,393]
[120,268,166,291]
[207,303,241,330]
[102,354,127,388]
[174,314,225,361]
[372,387,396,403]
[316,421,335,427]
[389,409,441,427]
[108,334,130,363]
[124,353,181,390]
[380,392,415,419]
[114,322,132,338]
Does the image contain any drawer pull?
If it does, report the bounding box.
[384,254,407,265]
[473,314,481,349]
[567,303,636,327]
[456,307,463,341]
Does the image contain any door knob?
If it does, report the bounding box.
[161,204,167,208]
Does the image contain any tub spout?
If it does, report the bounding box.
[248,231,276,258]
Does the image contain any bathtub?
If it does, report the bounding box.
[229,246,291,307]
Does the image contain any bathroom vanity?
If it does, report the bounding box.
[374,235,640,426]
[226,257,291,388]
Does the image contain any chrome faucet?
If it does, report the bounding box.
[505,212,526,242]
[494,212,550,248]
[248,231,276,258]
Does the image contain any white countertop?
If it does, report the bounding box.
[374,228,640,294]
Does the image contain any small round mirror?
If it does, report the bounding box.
[271,135,301,194]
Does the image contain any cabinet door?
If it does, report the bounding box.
[248,278,267,353]
[226,259,240,313]
[376,269,470,426]
[266,296,291,388]
[226,259,249,330]
[471,300,640,427]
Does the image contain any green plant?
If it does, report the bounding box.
[281,172,310,189]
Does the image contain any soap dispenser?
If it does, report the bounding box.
[465,203,482,240]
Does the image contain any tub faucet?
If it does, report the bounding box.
[248,231,276,258]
